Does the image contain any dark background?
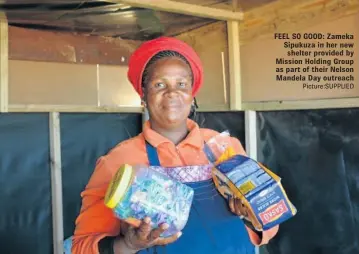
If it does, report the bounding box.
[0,110,358,254]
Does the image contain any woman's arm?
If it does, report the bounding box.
[71,157,121,254]
[72,150,181,254]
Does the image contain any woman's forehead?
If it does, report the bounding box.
[148,57,192,78]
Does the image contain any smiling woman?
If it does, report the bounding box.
[70,36,279,254]
[143,51,194,135]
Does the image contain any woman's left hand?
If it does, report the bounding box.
[228,197,249,220]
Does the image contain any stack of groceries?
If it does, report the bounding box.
[206,131,297,231]
[104,131,297,235]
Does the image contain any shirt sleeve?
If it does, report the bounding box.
[230,137,280,245]
[71,157,121,254]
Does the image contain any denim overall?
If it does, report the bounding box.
[140,142,255,254]
[63,143,255,254]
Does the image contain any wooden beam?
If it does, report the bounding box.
[242,97,359,111]
[8,104,232,113]
[245,111,257,158]
[49,112,64,254]
[240,0,359,44]
[227,20,242,110]
[112,0,243,21]
[0,13,8,112]
[8,104,144,113]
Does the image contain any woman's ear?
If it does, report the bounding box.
[141,86,147,107]
[141,91,147,107]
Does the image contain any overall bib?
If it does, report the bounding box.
[140,142,255,254]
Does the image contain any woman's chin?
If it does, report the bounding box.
[163,114,186,126]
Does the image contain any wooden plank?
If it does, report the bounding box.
[112,0,243,21]
[0,13,8,112]
[245,111,258,158]
[242,97,359,111]
[227,20,242,110]
[7,103,232,113]
[49,112,64,254]
[240,0,359,44]
[8,104,144,113]
[245,110,260,254]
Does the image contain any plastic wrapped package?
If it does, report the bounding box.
[204,130,233,163]
[206,131,297,231]
[104,164,194,237]
[213,155,297,231]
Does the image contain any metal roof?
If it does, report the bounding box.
[0,0,276,40]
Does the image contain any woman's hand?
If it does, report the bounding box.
[113,217,182,254]
[229,197,249,219]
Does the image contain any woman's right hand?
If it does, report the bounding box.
[113,217,182,254]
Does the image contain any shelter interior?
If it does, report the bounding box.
[0,1,358,254]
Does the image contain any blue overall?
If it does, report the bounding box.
[141,142,255,254]
[63,143,256,254]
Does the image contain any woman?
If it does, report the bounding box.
[71,37,279,254]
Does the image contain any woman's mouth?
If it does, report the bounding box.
[164,104,181,111]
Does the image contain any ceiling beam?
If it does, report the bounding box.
[111,0,243,21]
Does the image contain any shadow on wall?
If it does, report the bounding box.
[257,109,359,254]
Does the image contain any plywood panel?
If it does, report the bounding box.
[176,21,230,108]
[241,14,359,102]
[9,60,98,105]
[8,60,142,108]
[98,65,141,107]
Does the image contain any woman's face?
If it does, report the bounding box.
[144,56,193,129]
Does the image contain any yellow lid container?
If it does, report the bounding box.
[104,164,134,209]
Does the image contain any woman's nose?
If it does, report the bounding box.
[165,83,179,96]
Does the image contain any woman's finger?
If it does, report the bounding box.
[155,232,182,246]
[229,197,235,213]
[234,198,247,218]
[136,217,152,241]
[234,198,242,214]
[148,223,169,241]
[120,221,130,235]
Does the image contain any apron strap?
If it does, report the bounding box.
[145,141,215,166]
[145,141,161,166]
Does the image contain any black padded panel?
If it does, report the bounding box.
[0,113,52,254]
[192,111,246,148]
[257,109,359,254]
[61,113,142,239]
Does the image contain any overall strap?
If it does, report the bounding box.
[145,141,161,166]
[145,141,215,166]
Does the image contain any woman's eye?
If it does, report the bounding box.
[178,82,187,87]
[154,82,165,88]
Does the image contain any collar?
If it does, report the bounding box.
[143,118,203,149]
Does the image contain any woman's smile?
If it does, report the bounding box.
[162,102,182,110]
